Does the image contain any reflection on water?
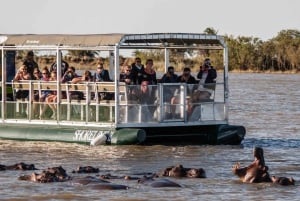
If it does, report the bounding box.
[1,73,300,200]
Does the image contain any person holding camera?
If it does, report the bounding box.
[197,58,217,90]
[177,67,197,85]
[61,66,78,83]
[160,66,178,83]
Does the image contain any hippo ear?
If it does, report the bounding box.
[289,177,295,183]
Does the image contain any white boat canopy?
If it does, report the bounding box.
[0,33,226,49]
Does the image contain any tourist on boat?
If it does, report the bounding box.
[93,63,114,100]
[166,67,197,119]
[119,65,133,85]
[72,70,93,83]
[13,65,32,117]
[188,90,212,121]
[140,59,157,85]
[39,67,51,101]
[176,67,197,95]
[33,67,50,118]
[32,67,42,80]
[50,52,69,77]
[127,80,157,122]
[197,58,217,90]
[13,65,32,99]
[14,65,32,82]
[68,70,93,101]
[93,63,111,82]
[23,51,39,77]
[160,66,179,102]
[41,71,58,119]
[32,67,42,104]
[177,67,197,84]
[160,66,178,83]
[130,57,144,84]
[61,66,79,83]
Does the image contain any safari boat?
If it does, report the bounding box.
[0,33,245,145]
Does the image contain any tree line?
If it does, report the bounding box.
[223,29,300,72]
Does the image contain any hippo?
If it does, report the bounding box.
[0,164,6,171]
[271,176,295,186]
[99,173,140,180]
[138,176,181,188]
[19,166,71,183]
[5,162,38,171]
[158,164,206,178]
[72,166,99,174]
[232,146,271,183]
[71,176,129,190]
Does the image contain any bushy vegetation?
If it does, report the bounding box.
[225,29,300,72]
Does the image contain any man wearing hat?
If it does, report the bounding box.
[23,51,39,77]
[197,58,217,90]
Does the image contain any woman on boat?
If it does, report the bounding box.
[119,65,133,85]
[13,65,32,117]
[127,80,157,122]
[140,59,157,85]
[40,71,58,119]
[33,67,50,118]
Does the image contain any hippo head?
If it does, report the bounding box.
[271,176,295,186]
[253,146,265,166]
[168,165,186,177]
[186,168,206,178]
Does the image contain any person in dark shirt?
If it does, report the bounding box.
[177,67,197,84]
[128,80,157,122]
[94,63,113,100]
[93,63,111,82]
[160,66,178,83]
[169,67,197,119]
[160,66,179,102]
[130,57,144,84]
[119,65,133,85]
[197,58,217,90]
[23,51,38,77]
[140,59,157,85]
[50,52,69,77]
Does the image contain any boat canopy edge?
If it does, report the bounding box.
[0,33,225,49]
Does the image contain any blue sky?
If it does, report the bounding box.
[0,0,299,41]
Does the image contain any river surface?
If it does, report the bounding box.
[0,73,299,201]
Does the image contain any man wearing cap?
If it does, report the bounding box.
[197,58,217,88]
[23,51,39,77]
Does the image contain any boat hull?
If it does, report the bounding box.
[133,124,245,145]
[0,124,245,145]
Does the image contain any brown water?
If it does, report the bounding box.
[0,73,299,201]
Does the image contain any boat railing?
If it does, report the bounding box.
[117,82,226,126]
[1,80,227,127]
[4,80,119,125]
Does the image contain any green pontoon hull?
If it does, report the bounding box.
[0,124,245,145]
